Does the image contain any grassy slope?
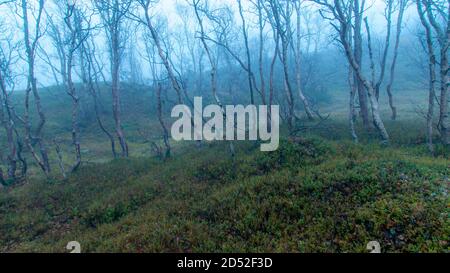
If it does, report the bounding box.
[0,137,448,253]
[0,86,448,253]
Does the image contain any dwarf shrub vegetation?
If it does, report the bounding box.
[0,135,448,253]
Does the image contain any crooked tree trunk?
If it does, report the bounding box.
[0,70,17,180]
[14,131,27,177]
[84,40,118,158]
[386,0,407,121]
[193,1,235,157]
[67,52,82,172]
[353,0,370,128]
[437,2,450,145]
[281,40,295,132]
[21,0,50,175]
[349,66,359,143]
[156,83,171,159]
[423,0,449,145]
[142,2,183,105]
[0,167,5,187]
[417,1,437,153]
[364,17,376,89]
[257,0,266,105]
[237,0,255,104]
[90,80,117,158]
[269,29,280,122]
[294,1,314,120]
[63,8,83,172]
[111,27,129,157]
[6,105,28,177]
[269,0,295,132]
[438,45,449,145]
[335,0,390,142]
[376,0,393,100]
[343,42,389,142]
[54,139,67,180]
[349,17,358,143]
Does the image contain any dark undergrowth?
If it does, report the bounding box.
[0,135,448,253]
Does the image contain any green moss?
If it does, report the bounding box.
[0,136,448,253]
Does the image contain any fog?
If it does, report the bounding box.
[0,0,447,175]
[0,0,425,91]
[0,0,449,254]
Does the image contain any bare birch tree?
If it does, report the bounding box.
[265,0,296,132]
[95,0,131,157]
[314,0,390,142]
[293,0,315,120]
[144,39,171,159]
[237,0,256,104]
[352,0,370,128]
[55,0,92,172]
[191,0,237,156]
[0,31,18,182]
[386,0,408,120]
[19,0,51,175]
[375,0,394,100]
[252,0,267,105]
[134,0,184,105]
[83,36,118,158]
[416,0,438,153]
[420,0,449,146]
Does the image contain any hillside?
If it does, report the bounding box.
[1,0,450,256]
[0,136,448,253]
[0,84,448,253]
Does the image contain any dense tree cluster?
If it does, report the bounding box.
[0,0,448,183]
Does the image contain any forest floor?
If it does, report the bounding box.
[0,86,448,252]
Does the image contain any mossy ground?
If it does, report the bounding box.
[0,86,448,253]
[0,135,448,253]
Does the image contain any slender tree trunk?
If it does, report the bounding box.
[437,2,450,145]
[91,82,117,158]
[0,70,17,180]
[417,1,437,153]
[349,67,359,143]
[0,167,5,187]
[257,0,266,105]
[348,67,358,143]
[281,40,295,132]
[423,0,449,146]
[269,29,280,121]
[376,0,393,100]
[269,0,295,132]
[426,50,437,153]
[353,0,370,128]
[62,7,83,172]
[15,133,27,176]
[111,27,129,157]
[142,2,183,105]
[84,40,117,158]
[335,0,389,142]
[364,17,376,89]
[193,0,235,157]
[386,0,407,121]
[67,54,81,172]
[156,83,171,159]
[21,0,50,175]
[438,45,449,145]
[237,0,255,104]
[349,17,358,143]
[54,139,67,180]
[294,1,314,120]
